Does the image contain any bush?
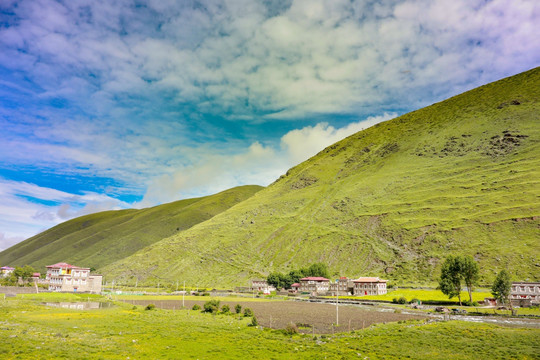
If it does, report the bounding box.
[243,308,254,317]
[235,304,242,314]
[409,298,420,304]
[203,300,220,313]
[284,322,298,335]
[202,292,210,296]
[397,296,407,304]
[250,316,258,327]
[145,304,156,311]
[192,304,201,311]
[221,304,230,314]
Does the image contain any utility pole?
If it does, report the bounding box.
[176,281,179,292]
[336,279,339,326]
[336,288,339,326]
[183,281,185,308]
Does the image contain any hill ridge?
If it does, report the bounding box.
[102,67,540,287]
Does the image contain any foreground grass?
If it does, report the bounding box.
[0,294,538,359]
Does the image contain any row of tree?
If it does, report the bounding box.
[438,255,478,305]
[266,263,330,290]
[439,255,515,306]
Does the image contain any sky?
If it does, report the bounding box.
[0,0,539,251]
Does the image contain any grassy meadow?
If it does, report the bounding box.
[0,293,539,359]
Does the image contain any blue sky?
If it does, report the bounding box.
[0,0,539,250]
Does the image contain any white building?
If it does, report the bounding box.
[1,266,15,277]
[250,279,276,294]
[511,282,540,307]
[46,263,102,293]
[299,277,330,295]
[353,277,388,296]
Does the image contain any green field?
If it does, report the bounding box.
[352,289,492,302]
[0,294,538,359]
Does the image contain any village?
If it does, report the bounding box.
[1,262,539,309]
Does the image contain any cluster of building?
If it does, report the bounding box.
[1,262,102,293]
[251,276,388,297]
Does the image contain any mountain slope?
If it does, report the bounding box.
[103,67,540,287]
[0,185,262,270]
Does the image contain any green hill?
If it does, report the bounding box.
[0,185,262,271]
[103,67,540,287]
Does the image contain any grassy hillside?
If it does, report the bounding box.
[103,67,540,288]
[0,185,262,271]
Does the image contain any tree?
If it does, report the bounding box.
[492,270,512,306]
[266,272,282,289]
[439,256,463,305]
[303,263,330,279]
[461,256,479,302]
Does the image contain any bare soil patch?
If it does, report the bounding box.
[121,299,427,334]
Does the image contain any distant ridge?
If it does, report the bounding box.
[102,67,540,287]
[0,185,262,270]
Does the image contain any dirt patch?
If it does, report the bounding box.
[485,131,528,157]
[122,299,427,334]
[291,175,319,190]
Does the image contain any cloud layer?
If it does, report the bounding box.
[0,0,538,247]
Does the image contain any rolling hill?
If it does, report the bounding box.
[0,185,262,270]
[102,67,540,287]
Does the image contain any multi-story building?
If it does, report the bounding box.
[510,282,540,307]
[299,276,330,295]
[46,263,102,293]
[250,279,276,294]
[329,277,354,296]
[353,277,387,296]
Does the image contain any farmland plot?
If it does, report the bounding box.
[122,299,427,333]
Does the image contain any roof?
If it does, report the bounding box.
[512,282,540,285]
[291,283,300,287]
[32,273,41,277]
[1,266,15,270]
[300,277,330,281]
[353,277,388,283]
[46,262,89,270]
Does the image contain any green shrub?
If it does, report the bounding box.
[203,300,220,313]
[235,304,242,314]
[192,304,201,311]
[284,322,298,335]
[409,298,420,304]
[243,308,254,317]
[145,304,155,311]
[250,316,258,327]
[202,292,210,296]
[397,296,407,304]
[221,304,230,314]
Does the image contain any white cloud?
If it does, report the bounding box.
[281,113,396,164]
[140,113,393,205]
[0,178,131,249]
